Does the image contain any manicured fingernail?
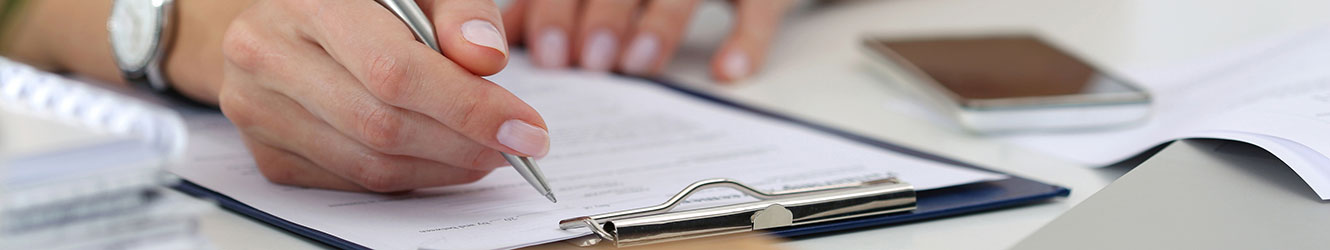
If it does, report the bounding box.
[580,29,617,72]
[537,28,568,68]
[721,49,750,80]
[621,33,660,74]
[461,20,508,56]
[496,119,549,157]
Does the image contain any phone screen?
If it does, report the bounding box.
[868,36,1138,100]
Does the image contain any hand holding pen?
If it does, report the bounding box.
[7,0,793,196]
[218,0,550,193]
[379,0,557,202]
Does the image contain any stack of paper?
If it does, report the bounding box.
[0,139,213,250]
[991,26,1330,199]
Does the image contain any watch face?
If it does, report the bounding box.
[109,0,161,72]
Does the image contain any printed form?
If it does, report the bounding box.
[169,56,1005,249]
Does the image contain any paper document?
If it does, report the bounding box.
[988,26,1330,199]
[169,55,1005,249]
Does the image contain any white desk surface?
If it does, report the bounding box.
[176,0,1330,249]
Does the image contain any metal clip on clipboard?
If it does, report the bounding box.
[558,176,917,247]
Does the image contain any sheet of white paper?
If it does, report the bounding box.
[986,26,1330,199]
[169,55,1005,249]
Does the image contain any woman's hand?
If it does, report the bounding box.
[501,0,796,82]
[219,0,548,192]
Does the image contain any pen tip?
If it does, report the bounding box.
[545,193,557,203]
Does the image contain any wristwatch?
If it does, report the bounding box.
[107,0,176,92]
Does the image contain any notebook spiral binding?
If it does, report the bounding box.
[0,57,186,158]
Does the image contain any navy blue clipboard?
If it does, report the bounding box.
[173,77,1070,249]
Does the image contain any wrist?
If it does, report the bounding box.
[160,0,253,105]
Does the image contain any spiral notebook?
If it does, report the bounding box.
[0,58,209,249]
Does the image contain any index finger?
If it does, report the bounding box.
[295,0,549,157]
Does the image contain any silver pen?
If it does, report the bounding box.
[375,0,557,203]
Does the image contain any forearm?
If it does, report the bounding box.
[2,0,253,105]
[2,0,116,81]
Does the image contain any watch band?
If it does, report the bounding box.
[142,0,175,93]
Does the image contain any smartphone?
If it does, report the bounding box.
[863,34,1151,133]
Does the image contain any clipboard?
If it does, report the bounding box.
[173,75,1070,249]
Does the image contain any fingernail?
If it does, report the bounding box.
[537,28,568,68]
[721,49,751,80]
[580,29,618,72]
[461,20,508,56]
[621,33,660,74]
[496,119,550,157]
